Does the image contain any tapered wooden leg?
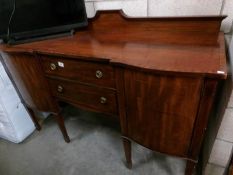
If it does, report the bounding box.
[54,114,70,143]
[185,160,196,175]
[26,107,41,131]
[122,137,132,169]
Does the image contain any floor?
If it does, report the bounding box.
[0,106,186,175]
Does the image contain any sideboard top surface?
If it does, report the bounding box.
[0,10,227,79]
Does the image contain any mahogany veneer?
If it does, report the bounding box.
[0,10,227,175]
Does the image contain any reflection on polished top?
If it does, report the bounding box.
[0,10,227,79]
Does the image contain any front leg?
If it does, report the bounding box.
[26,107,41,131]
[185,160,196,175]
[122,137,132,169]
[54,113,70,143]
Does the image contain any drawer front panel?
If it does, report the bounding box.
[41,56,115,88]
[47,78,118,115]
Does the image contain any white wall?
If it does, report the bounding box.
[85,0,233,33]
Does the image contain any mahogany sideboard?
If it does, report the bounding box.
[0,11,228,175]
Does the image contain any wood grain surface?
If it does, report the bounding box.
[124,70,203,157]
[0,11,227,79]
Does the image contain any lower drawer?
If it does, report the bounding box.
[47,78,118,115]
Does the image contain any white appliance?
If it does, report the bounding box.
[0,60,35,143]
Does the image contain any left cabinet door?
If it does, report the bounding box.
[0,52,59,113]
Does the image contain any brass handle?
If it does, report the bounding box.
[100,97,107,104]
[50,63,57,71]
[57,85,63,93]
[96,70,103,79]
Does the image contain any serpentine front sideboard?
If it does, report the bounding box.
[0,11,227,175]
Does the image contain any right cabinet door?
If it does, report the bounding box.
[124,70,203,157]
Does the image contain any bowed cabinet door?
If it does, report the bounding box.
[0,52,59,113]
[124,70,203,157]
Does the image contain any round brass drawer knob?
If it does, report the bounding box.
[96,70,103,79]
[50,63,57,71]
[57,85,64,93]
[100,97,107,104]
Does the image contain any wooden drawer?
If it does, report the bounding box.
[47,78,118,115]
[41,56,115,88]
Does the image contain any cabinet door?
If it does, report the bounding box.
[1,52,58,112]
[124,70,203,157]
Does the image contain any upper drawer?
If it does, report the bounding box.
[41,56,116,89]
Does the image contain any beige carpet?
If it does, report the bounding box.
[0,106,186,175]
